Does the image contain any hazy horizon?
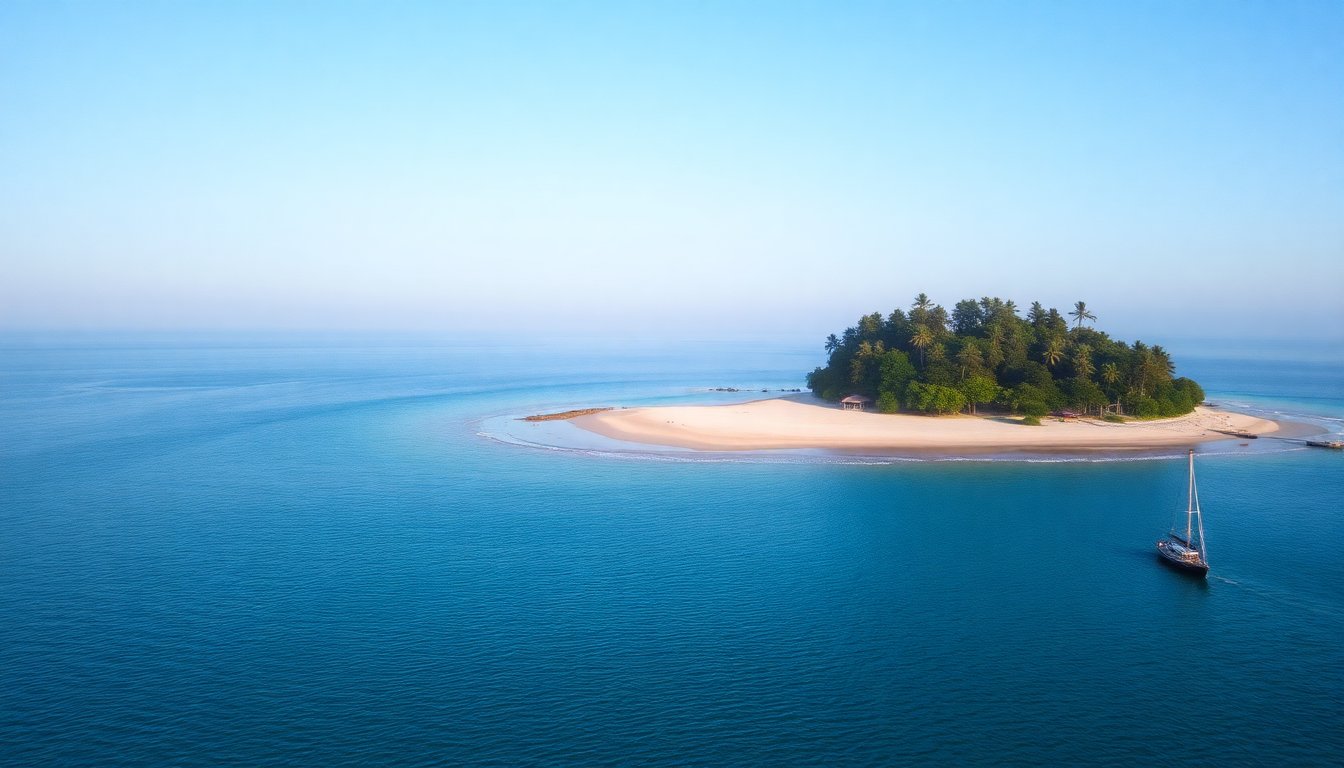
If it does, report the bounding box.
[3,2,1341,341]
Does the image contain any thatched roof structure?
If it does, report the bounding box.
[840,394,873,410]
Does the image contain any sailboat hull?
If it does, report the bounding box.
[1155,542,1209,577]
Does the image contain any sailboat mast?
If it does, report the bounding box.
[1186,449,1194,545]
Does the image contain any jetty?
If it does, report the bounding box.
[1253,433,1343,450]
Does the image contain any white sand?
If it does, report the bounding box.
[572,398,1281,453]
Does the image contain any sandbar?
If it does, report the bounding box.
[572,398,1289,454]
[522,408,612,422]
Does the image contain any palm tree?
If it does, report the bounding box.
[1100,362,1120,388]
[851,341,881,387]
[911,324,934,367]
[825,334,841,356]
[1151,345,1175,376]
[984,324,1006,370]
[1140,346,1173,392]
[1134,348,1155,394]
[1100,362,1121,412]
[1072,344,1095,379]
[1042,336,1066,368]
[1069,301,1097,329]
[912,293,933,312]
[956,341,984,380]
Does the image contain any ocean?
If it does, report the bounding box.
[2,333,1341,766]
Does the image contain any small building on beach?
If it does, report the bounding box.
[840,395,873,411]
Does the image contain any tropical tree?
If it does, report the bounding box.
[1129,341,1173,397]
[1069,301,1097,329]
[952,299,984,335]
[879,349,917,399]
[956,340,985,380]
[926,340,948,363]
[1042,336,1066,368]
[1142,347,1173,391]
[858,312,883,340]
[1151,345,1175,377]
[906,381,967,415]
[1066,377,1108,415]
[1027,301,1047,329]
[926,304,950,335]
[883,309,910,349]
[824,334,841,355]
[961,375,999,415]
[850,340,885,391]
[985,324,1006,370]
[910,324,935,367]
[1001,321,1030,369]
[1100,361,1120,392]
[1072,344,1095,379]
[1045,308,1068,335]
[910,292,935,328]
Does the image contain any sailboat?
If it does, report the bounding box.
[1155,449,1209,577]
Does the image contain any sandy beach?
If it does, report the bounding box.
[571,397,1286,453]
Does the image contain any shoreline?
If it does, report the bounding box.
[570,397,1309,454]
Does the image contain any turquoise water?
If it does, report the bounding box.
[2,334,1341,766]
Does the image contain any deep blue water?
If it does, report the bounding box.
[2,334,1341,766]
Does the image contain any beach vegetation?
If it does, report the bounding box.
[1008,386,1051,419]
[1063,377,1108,414]
[960,375,999,415]
[810,294,1204,418]
[879,349,918,399]
[906,382,968,414]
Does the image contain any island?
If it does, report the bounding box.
[563,295,1297,454]
[805,295,1204,422]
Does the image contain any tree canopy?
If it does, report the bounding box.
[806,295,1204,418]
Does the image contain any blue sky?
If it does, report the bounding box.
[2,1,1341,341]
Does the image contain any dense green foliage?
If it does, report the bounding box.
[807,295,1204,418]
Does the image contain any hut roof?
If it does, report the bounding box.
[840,394,874,404]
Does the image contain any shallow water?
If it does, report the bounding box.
[2,334,1341,765]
